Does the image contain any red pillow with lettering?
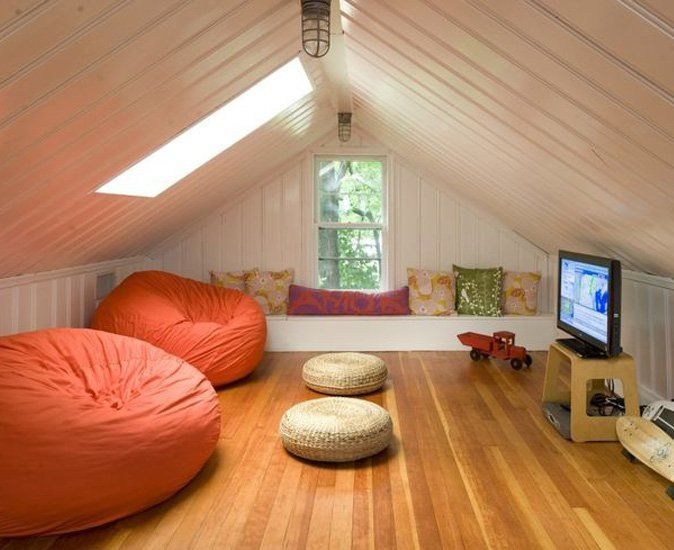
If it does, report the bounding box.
[287,285,409,315]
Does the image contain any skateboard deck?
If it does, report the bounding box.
[616,416,673,484]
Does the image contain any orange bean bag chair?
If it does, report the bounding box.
[0,328,220,537]
[91,271,266,387]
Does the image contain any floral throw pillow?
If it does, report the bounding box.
[244,268,294,315]
[406,268,456,316]
[209,269,253,292]
[502,271,541,316]
[453,265,503,316]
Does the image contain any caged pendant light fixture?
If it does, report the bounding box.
[338,112,352,142]
[301,0,331,58]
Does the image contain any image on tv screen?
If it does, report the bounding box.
[559,259,609,344]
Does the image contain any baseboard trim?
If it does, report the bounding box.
[638,385,667,404]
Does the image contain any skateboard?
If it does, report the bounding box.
[616,416,674,500]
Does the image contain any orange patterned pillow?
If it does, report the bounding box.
[245,268,294,315]
[502,271,541,315]
[209,269,254,292]
[407,268,456,316]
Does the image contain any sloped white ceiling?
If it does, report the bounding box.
[1,0,673,279]
[0,0,333,278]
[342,0,674,277]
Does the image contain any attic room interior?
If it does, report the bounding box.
[1,0,673,547]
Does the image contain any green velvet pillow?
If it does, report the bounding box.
[453,265,504,316]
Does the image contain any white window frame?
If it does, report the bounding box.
[313,155,389,291]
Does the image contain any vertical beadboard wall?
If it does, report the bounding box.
[154,158,309,285]
[622,271,674,401]
[149,152,552,311]
[0,257,150,337]
[392,158,552,312]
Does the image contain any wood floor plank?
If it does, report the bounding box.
[419,355,498,548]
[279,462,319,549]
[391,352,444,548]
[486,446,556,550]
[370,450,397,549]
[382,373,420,550]
[471,370,611,548]
[329,463,355,550]
[350,457,374,550]
[3,351,673,549]
[305,466,337,549]
[573,507,617,550]
[257,450,304,548]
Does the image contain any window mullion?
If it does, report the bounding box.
[318,257,383,261]
[317,222,383,230]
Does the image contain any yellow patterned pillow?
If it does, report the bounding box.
[209,269,254,292]
[245,268,294,315]
[407,268,456,316]
[502,271,541,316]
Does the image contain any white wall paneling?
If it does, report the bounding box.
[150,147,552,311]
[391,156,551,312]
[0,256,150,337]
[621,270,674,401]
[150,153,313,285]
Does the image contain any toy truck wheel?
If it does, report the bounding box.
[524,354,533,367]
[510,358,523,370]
[469,349,481,361]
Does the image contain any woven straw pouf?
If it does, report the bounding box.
[279,397,393,462]
[302,352,387,395]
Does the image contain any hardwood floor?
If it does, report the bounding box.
[2,351,673,549]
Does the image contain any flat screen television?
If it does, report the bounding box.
[557,250,622,358]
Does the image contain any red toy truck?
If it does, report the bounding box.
[457,331,532,370]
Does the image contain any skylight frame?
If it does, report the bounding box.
[95,57,314,198]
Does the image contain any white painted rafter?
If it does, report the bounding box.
[313,0,352,113]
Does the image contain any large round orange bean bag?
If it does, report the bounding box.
[91,271,266,387]
[0,328,220,537]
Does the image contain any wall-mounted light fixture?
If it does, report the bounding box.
[301,0,331,58]
[338,112,352,142]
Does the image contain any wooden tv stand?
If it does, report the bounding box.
[542,342,639,442]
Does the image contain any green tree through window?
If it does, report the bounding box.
[316,158,385,290]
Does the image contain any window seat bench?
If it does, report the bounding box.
[265,314,556,352]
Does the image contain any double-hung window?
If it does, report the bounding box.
[315,156,386,290]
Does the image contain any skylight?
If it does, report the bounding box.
[96,58,313,198]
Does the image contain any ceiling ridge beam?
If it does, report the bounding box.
[309,0,352,113]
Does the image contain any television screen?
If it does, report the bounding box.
[557,251,621,357]
[559,258,610,344]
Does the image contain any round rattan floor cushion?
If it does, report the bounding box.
[279,397,393,462]
[302,353,387,395]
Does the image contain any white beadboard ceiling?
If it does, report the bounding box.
[1,0,673,278]
[342,0,674,277]
[0,0,334,278]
